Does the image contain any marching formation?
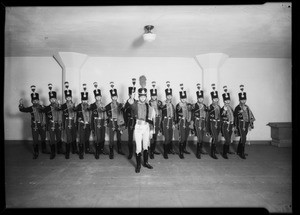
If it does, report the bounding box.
[19,75,255,173]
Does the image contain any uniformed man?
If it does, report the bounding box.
[220,86,235,159]
[190,83,209,159]
[42,83,63,159]
[161,81,176,159]
[61,81,77,159]
[176,84,192,159]
[124,75,154,173]
[148,81,163,159]
[123,78,137,160]
[19,85,48,159]
[75,83,93,159]
[105,82,126,159]
[234,85,255,159]
[207,83,221,159]
[90,82,108,159]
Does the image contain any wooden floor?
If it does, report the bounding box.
[4,140,292,212]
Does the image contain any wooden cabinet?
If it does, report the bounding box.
[267,122,292,147]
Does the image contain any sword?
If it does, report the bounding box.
[68,118,72,129]
[33,122,38,131]
[50,120,55,131]
[166,117,170,129]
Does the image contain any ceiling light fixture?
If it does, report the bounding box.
[143,25,156,42]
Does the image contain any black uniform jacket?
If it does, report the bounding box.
[19,104,45,125]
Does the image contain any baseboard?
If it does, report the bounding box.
[5,140,272,145]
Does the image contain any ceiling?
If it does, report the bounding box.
[5,3,292,58]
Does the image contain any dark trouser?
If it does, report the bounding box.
[152,133,158,144]
[127,118,135,150]
[48,121,62,145]
[79,123,91,150]
[154,116,162,135]
[221,122,233,159]
[94,118,106,145]
[31,122,46,146]
[238,121,249,146]
[65,119,77,158]
[179,118,189,143]
[210,120,221,145]
[150,115,161,158]
[94,118,106,158]
[178,118,189,157]
[162,117,173,145]
[65,119,76,144]
[237,121,249,159]
[195,118,205,143]
[222,122,233,145]
[108,120,122,147]
[152,116,162,144]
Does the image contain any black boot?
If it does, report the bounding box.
[196,142,201,159]
[41,141,49,154]
[200,142,208,154]
[179,142,184,159]
[153,140,160,155]
[149,143,154,159]
[95,142,99,159]
[79,144,84,159]
[214,142,219,154]
[117,141,125,155]
[50,144,56,160]
[239,144,246,159]
[109,146,114,159]
[143,150,153,169]
[127,143,133,160]
[183,141,191,154]
[71,141,75,154]
[57,141,63,154]
[100,141,108,155]
[222,144,228,159]
[135,153,141,173]
[163,144,168,159]
[85,141,93,154]
[211,144,218,159]
[236,142,242,155]
[33,144,39,159]
[72,141,78,154]
[65,143,70,159]
[168,142,175,154]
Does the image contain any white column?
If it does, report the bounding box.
[195,53,228,96]
[53,52,89,142]
[195,53,229,142]
[53,52,88,104]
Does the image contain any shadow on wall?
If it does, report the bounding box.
[6,90,32,152]
[131,35,144,48]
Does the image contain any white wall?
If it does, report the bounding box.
[4,56,291,142]
[220,58,292,141]
[4,57,62,140]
